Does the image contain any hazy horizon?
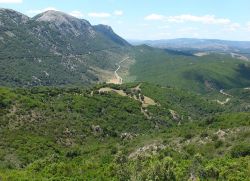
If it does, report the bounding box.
[127,38,250,42]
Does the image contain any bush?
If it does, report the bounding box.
[110,146,118,155]
[66,149,81,159]
[202,165,219,180]
[200,131,209,138]
[231,144,250,158]
[211,134,218,141]
[184,133,194,140]
[214,140,224,148]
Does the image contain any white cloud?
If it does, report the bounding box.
[114,10,123,16]
[88,12,111,18]
[0,0,22,3]
[145,14,165,21]
[69,11,84,18]
[27,7,57,16]
[145,14,231,25]
[167,14,231,25]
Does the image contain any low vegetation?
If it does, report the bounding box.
[0,83,249,180]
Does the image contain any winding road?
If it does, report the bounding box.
[110,57,129,84]
[220,89,233,97]
[214,89,233,105]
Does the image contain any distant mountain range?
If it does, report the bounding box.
[0,9,250,93]
[0,8,130,86]
[1,8,250,181]
[130,38,250,55]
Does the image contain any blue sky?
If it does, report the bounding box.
[1,0,250,40]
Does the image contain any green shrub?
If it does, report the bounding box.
[231,144,250,158]
[66,149,81,159]
[214,140,224,148]
[202,165,220,180]
[200,131,209,138]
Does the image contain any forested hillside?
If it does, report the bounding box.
[0,8,131,87]
[127,45,250,93]
[0,83,249,180]
[1,9,250,94]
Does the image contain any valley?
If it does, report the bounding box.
[1,8,250,94]
[107,57,130,84]
[0,7,250,181]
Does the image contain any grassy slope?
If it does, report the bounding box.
[0,83,250,180]
[127,46,250,93]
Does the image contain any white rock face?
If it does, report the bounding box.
[34,10,94,37]
[36,10,72,24]
[35,10,89,27]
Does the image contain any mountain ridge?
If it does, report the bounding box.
[1,9,250,94]
[130,38,250,54]
[0,8,29,24]
[0,8,131,87]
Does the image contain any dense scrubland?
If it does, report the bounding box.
[0,83,249,180]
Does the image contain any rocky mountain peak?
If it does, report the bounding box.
[32,10,94,37]
[33,10,90,27]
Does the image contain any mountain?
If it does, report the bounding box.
[0,83,249,180]
[1,9,250,180]
[94,24,130,46]
[0,8,29,25]
[1,9,250,94]
[0,9,131,87]
[130,38,250,55]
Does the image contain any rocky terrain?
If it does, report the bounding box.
[0,8,131,86]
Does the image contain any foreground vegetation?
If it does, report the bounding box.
[0,83,249,180]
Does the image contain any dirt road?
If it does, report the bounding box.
[108,57,129,84]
